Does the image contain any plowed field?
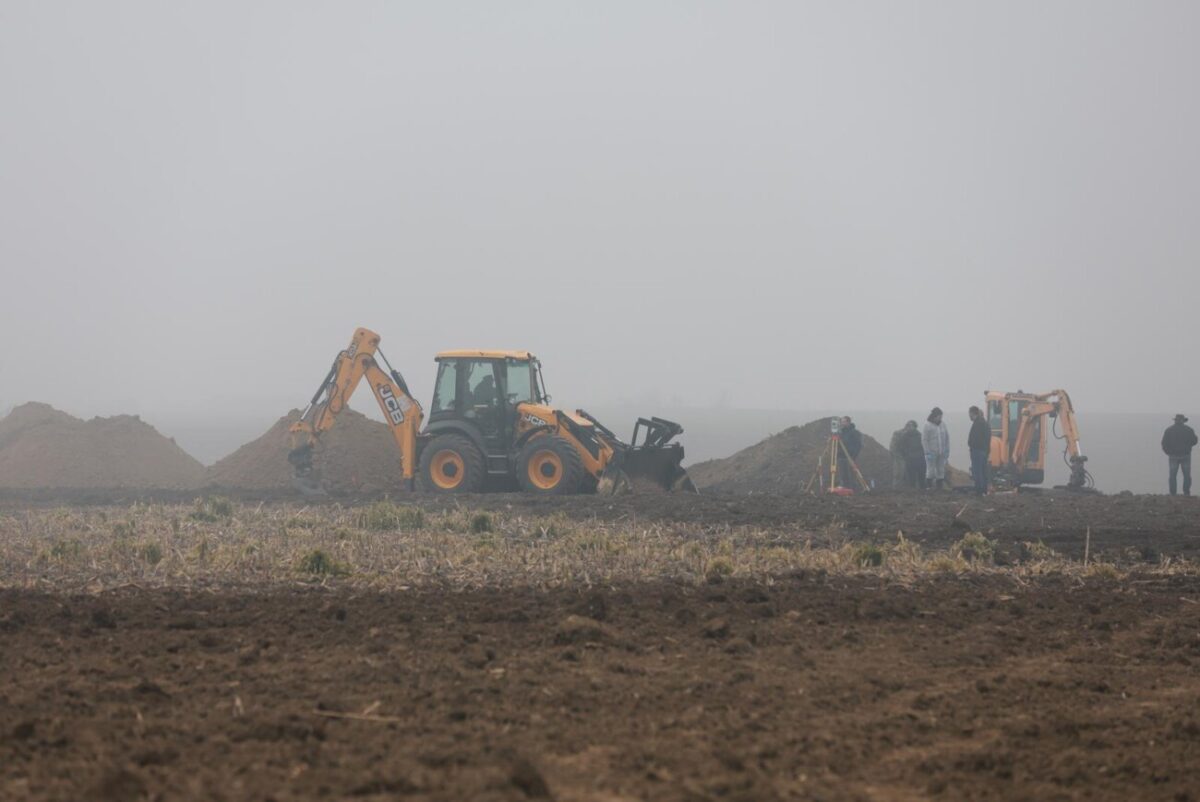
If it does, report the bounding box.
[1,493,1198,801]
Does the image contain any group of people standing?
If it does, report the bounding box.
[885,407,991,494]
[849,409,1200,497]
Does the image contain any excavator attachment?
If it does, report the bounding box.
[287,327,424,495]
[580,413,697,494]
[622,417,697,492]
[287,442,328,497]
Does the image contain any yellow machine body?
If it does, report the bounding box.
[290,328,694,495]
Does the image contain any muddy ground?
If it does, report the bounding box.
[2,575,1199,801]
[3,491,1200,800]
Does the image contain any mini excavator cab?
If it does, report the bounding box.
[985,389,1093,491]
[986,392,1045,486]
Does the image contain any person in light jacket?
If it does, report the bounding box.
[922,407,950,489]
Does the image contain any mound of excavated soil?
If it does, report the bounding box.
[206,408,404,493]
[687,418,894,493]
[0,402,205,489]
[687,417,967,493]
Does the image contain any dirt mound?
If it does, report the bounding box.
[0,402,205,489]
[206,408,403,493]
[687,417,969,493]
[687,418,896,493]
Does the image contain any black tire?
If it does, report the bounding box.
[418,434,486,494]
[516,434,584,495]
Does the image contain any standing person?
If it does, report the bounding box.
[1161,414,1198,496]
[889,423,909,488]
[890,420,923,489]
[901,421,926,489]
[922,407,950,489]
[838,416,863,489]
[967,406,991,495]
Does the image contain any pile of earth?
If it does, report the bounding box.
[0,402,205,489]
[686,417,965,493]
[205,408,403,494]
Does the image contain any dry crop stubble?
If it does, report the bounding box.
[1,500,1194,593]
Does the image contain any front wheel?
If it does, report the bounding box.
[418,434,485,494]
[516,435,584,495]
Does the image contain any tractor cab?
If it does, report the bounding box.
[428,350,549,473]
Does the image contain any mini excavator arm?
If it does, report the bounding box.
[288,328,424,491]
[1010,389,1090,489]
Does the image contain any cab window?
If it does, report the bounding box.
[432,361,458,413]
[988,401,1003,434]
[505,359,534,405]
[463,360,499,411]
[1007,401,1023,445]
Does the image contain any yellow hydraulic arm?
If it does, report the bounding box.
[1010,389,1091,489]
[288,328,424,489]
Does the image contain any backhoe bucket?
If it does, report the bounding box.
[288,442,328,497]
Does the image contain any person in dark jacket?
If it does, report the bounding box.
[889,420,925,489]
[838,416,863,489]
[889,424,909,488]
[967,406,991,495]
[1161,414,1198,496]
[901,421,926,489]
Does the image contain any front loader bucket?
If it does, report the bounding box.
[576,411,698,494]
[620,444,697,493]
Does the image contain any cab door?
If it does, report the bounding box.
[460,359,507,455]
[987,399,1005,466]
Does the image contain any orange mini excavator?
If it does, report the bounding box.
[984,389,1095,491]
[288,328,696,495]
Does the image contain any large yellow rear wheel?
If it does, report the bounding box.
[418,434,485,494]
[517,435,584,495]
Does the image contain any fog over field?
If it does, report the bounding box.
[122,402,1168,495]
[1,2,1197,495]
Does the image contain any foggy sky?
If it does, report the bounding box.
[2,1,1198,436]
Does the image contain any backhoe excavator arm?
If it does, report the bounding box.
[1010,389,1090,489]
[288,328,424,490]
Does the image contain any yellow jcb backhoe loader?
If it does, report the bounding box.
[985,389,1095,491]
[288,328,697,495]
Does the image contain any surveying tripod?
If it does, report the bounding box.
[805,418,871,494]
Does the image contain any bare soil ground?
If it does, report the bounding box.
[3,577,1199,801]
[1,494,1199,801]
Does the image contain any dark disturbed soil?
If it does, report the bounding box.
[3,575,1200,801]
